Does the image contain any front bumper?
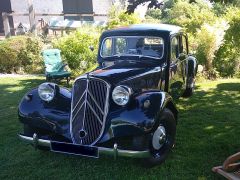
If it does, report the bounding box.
[18,133,151,159]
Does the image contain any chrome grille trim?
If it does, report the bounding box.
[70,75,110,145]
[86,101,103,125]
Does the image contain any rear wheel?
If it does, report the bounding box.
[144,108,176,167]
[183,76,195,97]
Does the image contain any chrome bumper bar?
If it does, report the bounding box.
[18,134,150,159]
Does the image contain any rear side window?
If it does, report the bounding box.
[171,36,180,60]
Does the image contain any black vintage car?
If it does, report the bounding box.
[18,24,197,166]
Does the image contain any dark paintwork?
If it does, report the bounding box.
[18,24,197,151]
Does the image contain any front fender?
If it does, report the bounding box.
[18,86,72,141]
[187,56,197,78]
[100,91,178,143]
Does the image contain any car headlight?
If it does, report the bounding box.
[112,85,132,106]
[38,83,56,102]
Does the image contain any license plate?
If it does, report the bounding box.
[50,141,99,158]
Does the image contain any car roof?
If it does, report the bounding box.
[104,24,183,35]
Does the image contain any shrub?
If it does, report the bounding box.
[214,8,240,77]
[0,36,43,74]
[195,21,227,74]
[52,26,100,76]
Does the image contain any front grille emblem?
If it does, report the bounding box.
[79,130,87,138]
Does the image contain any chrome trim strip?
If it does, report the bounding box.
[18,134,151,158]
[80,77,89,144]
[90,78,110,145]
[72,89,86,113]
[86,101,103,125]
[18,134,50,147]
[71,101,85,124]
[88,91,105,115]
[120,66,163,84]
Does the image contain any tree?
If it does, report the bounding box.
[106,6,141,29]
[127,0,164,14]
[209,0,234,3]
[214,8,240,77]
[145,8,162,19]
[209,0,240,6]
[161,0,216,33]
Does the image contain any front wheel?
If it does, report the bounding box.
[143,108,176,167]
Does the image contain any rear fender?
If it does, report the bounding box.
[186,56,197,79]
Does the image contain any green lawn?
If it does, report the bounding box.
[0,77,239,179]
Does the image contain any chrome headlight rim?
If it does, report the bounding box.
[112,85,132,106]
[38,82,56,102]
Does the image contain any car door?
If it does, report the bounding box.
[179,34,189,91]
[168,35,185,99]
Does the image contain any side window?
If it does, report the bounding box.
[102,38,112,57]
[171,36,180,61]
[181,35,188,55]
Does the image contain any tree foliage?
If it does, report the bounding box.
[210,0,237,4]
[106,6,141,29]
[127,0,164,13]
[162,0,216,34]
[145,8,162,19]
[143,0,240,78]
[214,8,240,77]
[195,21,227,78]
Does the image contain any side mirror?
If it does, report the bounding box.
[188,53,196,57]
[89,46,94,52]
[178,53,187,60]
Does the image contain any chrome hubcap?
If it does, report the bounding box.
[152,126,166,150]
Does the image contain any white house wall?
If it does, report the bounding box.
[92,0,112,21]
[10,0,63,28]
[10,0,112,28]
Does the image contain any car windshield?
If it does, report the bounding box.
[100,36,164,59]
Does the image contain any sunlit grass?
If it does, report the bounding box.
[0,77,239,179]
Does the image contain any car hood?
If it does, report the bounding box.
[89,67,150,85]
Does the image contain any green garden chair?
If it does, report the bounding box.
[42,49,71,85]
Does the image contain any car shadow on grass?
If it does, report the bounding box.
[175,81,240,178]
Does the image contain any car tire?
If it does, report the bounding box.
[183,77,194,97]
[143,108,176,167]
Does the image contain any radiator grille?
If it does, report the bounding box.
[70,77,109,145]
